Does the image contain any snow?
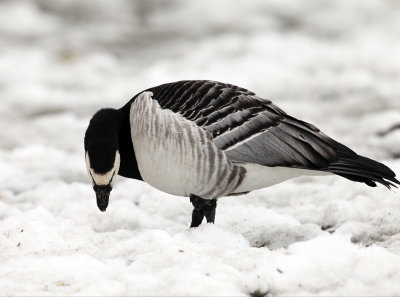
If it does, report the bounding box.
[0,0,400,295]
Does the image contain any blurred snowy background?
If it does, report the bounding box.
[1,0,400,295]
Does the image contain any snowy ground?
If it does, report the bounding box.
[1,0,400,295]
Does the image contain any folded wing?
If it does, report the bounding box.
[138,80,399,188]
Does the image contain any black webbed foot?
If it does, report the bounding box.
[189,195,217,228]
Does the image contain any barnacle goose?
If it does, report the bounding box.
[84,80,399,227]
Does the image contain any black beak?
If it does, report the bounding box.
[95,186,111,212]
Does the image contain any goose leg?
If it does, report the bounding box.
[189,195,217,228]
[204,199,216,223]
[190,208,204,228]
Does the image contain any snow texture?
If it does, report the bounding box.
[1,0,400,295]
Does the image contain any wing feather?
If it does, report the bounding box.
[124,80,399,188]
[143,80,338,169]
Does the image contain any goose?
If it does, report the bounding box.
[84,80,399,227]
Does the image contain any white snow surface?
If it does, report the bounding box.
[1,0,400,295]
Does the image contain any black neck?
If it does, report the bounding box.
[117,104,143,181]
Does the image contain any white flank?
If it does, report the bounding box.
[130,92,245,199]
[233,162,331,193]
[85,151,120,186]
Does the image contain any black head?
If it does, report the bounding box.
[84,108,122,212]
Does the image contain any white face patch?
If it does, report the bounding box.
[85,151,120,187]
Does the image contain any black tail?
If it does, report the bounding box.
[324,142,400,189]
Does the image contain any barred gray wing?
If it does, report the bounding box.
[145,80,337,169]
[138,80,398,188]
